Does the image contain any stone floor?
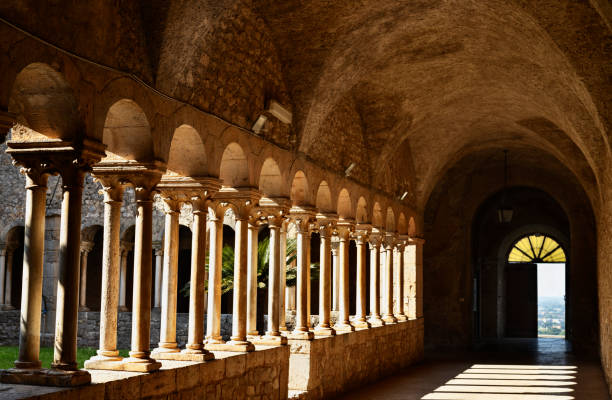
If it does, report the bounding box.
[338,338,610,400]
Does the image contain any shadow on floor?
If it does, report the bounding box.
[338,338,610,400]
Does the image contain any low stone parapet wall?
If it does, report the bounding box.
[2,345,290,400]
[288,318,424,399]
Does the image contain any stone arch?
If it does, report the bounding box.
[316,181,334,213]
[356,196,369,223]
[102,99,153,162]
[337,189,353,219]
[8,62,82,141]
[372,202,384,228]
[166,124,207,176]
[398,213,408,235]
[259,157,283,197]
[408,217,417,237]
[386,207,396,232]
[219,142,249,187]
[290,170,310,206]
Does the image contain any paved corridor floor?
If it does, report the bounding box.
[338,339,610,400]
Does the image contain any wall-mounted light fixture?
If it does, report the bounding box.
[399,191,409,201]
[267,100,292,124]
[252,114,268,134]
[345,162,356,177]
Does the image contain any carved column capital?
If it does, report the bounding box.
[259,196,291,228]
[213,187,261,220]
[316,213,337,238]
[352,223,371,244]
[383,232,397,250]
[335,219,355,241]
[288,208,316,234]
[80,241,95,254]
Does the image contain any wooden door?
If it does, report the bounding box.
[505,263,537,337]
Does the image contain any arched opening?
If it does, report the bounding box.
[219,142,249,187]
[315,181,333,213]
[506,234,567,338]
[337,189,352,220]
[290,171,309,206]
[166,125,207,176]
[102,99,153,162]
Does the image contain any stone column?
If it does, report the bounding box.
[0,247,6,308]
[125,184,161,371]
[4,245,15,309]
[204,204,225,347]
[279,220,288,332]
[288,212,314,340]
[314,216,335,336]
[153,244,163,309]
[334,222,354,332]
[246,220,260,337]
[353,227,371,329]
[394,238,408,322]
[14,168,49,370]
[118,243,131,312]
[153,198,180,355]
[79,242,94,311]
[382,233,398,324]
[331,239,339,312]
[52,166,88,372]
[182,195,214,360]
[410,237,425,319]
[85,181,125,369]
[368,232,384,326]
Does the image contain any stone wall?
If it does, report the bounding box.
[287,318,424,399]
[2,346,290,400]
[598,196,612,398]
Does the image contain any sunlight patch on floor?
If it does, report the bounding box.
[421,364,577,400]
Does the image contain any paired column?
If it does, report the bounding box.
[204,203,225,347]
[85,181,125,369]
[78,242,94,311]
[288,212,315,340]
[153,243,163,309]
[14,168,50,370]
[279,220,288,332]
[314,216,335,336]
[182,193,215,361]
[353,227,371,329]
[368,232,384,326]
[334,222,354,332]
[118,242,132,312]
[246,220,260,337]
[124,183,161,371]
[394,238,408,322]
[154,199,180,354]
[382,233,398,324]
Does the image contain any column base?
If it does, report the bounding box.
[313,326,336,336]
[0,367,91,387]
[121,357,162,372]
[84,355,124,371]
[395,314,409,322]
[205,340,255,352]
[352,319,371,330]
[382,315,398,324]
[333,323,355,332]
[368,317,385,327]
[151,348,215,361]
[246,334,262,342]
[250,334,288,346]
[118,306,129,312]
[279,326,289,332]
[1,304,15,311]
[151,343,180,355]
[78,305,90,312]
[287,330,314,340]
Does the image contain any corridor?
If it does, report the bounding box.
[339,339,609,400]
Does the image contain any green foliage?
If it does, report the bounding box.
[180,235,320,297]
[0,347,129,369]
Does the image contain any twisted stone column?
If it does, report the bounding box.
[368,232,384,326]
[85,181,125,369]
[334,222,355,332]
[382,233,398,324]
[288,212,315,340]
[353,227,371,329]
[314,216,335,336]
[154,199,180,354]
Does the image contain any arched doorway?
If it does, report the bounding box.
[504,234,567,338]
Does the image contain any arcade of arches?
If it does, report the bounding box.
[0,1,610,399]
